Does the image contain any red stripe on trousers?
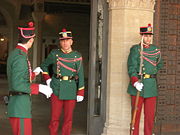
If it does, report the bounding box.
[131,96,156,135]
[9,117,32,135]
[49,94,76,135]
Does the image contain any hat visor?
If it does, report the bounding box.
[59,37,73,40]
[140,32,153,35]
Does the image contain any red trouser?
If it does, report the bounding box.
[49,94,76,135]
[131,96,156,135]
[9,117,32,135]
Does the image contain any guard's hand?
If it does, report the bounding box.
[46,79,52,87]
[134,81,143,91]
[77,95,84,102]
[39,84,53,98]
[33,67,43,75]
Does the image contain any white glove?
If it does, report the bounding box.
[33,67,43,75]
[46,79,52,87]
[134,81,143,91]
[39,84,53,98]
[77,95,84,102]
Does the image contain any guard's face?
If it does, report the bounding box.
[143,34,152,45]
[60,38,73,51]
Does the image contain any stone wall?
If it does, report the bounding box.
[103,0,155,135]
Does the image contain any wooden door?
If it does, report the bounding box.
[87,0,108,134]
[154,0,180,134]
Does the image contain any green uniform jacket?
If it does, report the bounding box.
[41,49,85,100]
[127,44,163,98]
[7,47,32,118]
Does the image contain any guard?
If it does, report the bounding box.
[41,28,85,135]
[127,24,163,135]
[7,22,52,135]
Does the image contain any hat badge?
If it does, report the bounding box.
[63,32,68,38]
[147,26,152,32]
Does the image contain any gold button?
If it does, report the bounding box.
[63,76,68,80]
[56,54,58,57]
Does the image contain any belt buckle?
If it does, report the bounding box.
[144,74,150,79]
[62,76,68,80]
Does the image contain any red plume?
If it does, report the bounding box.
[28,22,34,28]
[148,23,151,27]
[62,28,67,32]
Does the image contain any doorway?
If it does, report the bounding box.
[33,1,91,135]
[41,1,109,135]
[0,0,109,135]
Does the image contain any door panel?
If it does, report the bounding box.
[87,0,108,135]
[154,0,180,134]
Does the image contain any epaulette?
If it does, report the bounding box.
[131,44,140,50]
[74,50,82,57]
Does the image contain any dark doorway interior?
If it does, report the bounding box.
[32,1,91,135]
[0,36,8,75]
[0,12,8,76]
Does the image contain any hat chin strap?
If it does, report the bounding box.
[143,42,150,48]
[19,29,35,39]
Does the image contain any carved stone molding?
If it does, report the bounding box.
[107,0,155,11]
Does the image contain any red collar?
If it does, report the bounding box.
[16,45,28,54]
[143,43,150,48]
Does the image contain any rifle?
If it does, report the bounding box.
[130,35,144,135]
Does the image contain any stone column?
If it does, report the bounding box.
[102,0,155,135]
[32,0,45,68]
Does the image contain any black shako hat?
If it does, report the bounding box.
[59,28,73,40]
[18,22,35,39]
[140,24,153,35]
